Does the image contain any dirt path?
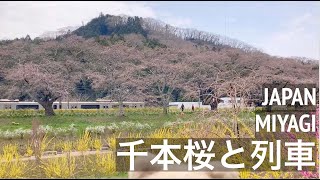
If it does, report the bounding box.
[3,149,113,162]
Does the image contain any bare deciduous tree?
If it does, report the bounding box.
[149,65,180,114]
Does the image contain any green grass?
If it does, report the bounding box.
[0,108,203,132]
[0,113,194,131]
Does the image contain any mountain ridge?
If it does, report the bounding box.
[0,13,318,108]
[70,13,261,53]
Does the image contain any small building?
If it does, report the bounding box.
[169,102,211,110]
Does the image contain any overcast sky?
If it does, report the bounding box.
[0,1,319,59]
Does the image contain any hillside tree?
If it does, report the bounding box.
[5,62,71,116]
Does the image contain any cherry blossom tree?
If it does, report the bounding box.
[6,62,70,116]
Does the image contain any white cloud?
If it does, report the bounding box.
[228,17,237,23]
[0,1,156,40]
[0,2,317,60]
[163,17,192,28]
[153,10,192,28]
[289,12,313,28]
[262,13,320,60]
[0,1,193,39]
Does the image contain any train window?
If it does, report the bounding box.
[16,105,39,110]
[80,105,100,109]
[53,105,62,109]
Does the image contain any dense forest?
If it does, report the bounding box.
[0,13,318,115]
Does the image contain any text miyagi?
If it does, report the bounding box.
[256,88,317,132]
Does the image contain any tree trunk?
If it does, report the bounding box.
[233,119,239,138]
[162,96,168,115]
[266,105,272,112]
[210,100,218,110]
[232,102,240,138]
[163,105,168,114]
[118,101,124,116]
[40,101,55,116]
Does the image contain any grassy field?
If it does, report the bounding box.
[0,107,257,129]
[0,110,194,131]
[0,107,316,179]
[0,108,229,153]
[0,108,205,131]
[0,107,257,150]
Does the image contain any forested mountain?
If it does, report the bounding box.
[0,14,318,114]
[73,14,148,38]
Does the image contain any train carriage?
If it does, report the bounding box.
[0,99,145,110]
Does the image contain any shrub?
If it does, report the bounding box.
[92,138,102,151]
[40,155,76,178]
[0,144,27,178]
[76,131,91,152]
[85,126,105,134]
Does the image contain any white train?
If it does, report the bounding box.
[169,97,249,110]
[0,99,145,110]
[217,97,247,109]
